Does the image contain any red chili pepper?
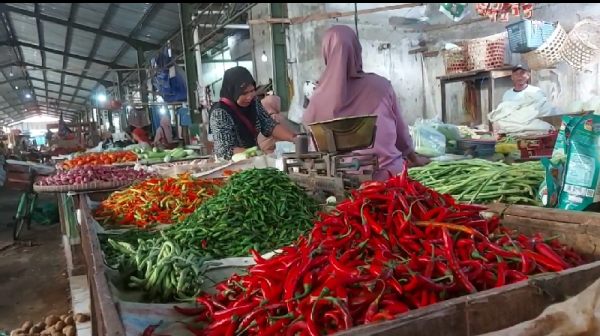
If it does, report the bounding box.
[294,271,316,299]
[495,262,507,287]
[506,270,529,283]
[441,228,477,294]
[173,306,205,316]
[185,324,204,336]
[285,321,308,336]
[361,204,388,240]
[372,311,395,321]
[195,297,215,317]
[523,250,565,272]
[249,249,267,264]
[142,321,162,336]
[212,301,258,320]
[535,243,570,270]
[328,249,360,276]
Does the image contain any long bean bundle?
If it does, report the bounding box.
[408,159,545,205]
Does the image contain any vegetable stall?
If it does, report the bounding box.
[68,165,600,336]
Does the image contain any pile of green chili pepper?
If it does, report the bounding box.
[408,159,547,205]
[107,236,221,302]
[174,163,584,336]
[167,167,319,257]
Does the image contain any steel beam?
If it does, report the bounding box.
[180,3,198,114]
[67,4,116,111]
[0,11,40,114]
[109,3,161,66]
[57,3,78,112]
[20,62,113,87]
[269,3,290,110]
[0,40,129,69]
[0,3,160,51]
[34,3,49,109]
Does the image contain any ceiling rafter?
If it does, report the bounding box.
[84,3,164,107]
[0,41,132,68]
[0,3,161,51]
[34,3,49,111]
[58,3,78,114]
[0,11,40,114]
[67,4,118,111]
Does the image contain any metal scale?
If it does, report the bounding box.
[283,116,379,202]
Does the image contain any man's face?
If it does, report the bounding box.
[511,69,530,86]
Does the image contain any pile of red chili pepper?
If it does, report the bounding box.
[174,164,584,336]
[94,174,224,228]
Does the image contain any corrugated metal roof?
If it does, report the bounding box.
[0,3,252,123]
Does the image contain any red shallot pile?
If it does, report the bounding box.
[173,164,585,336]
[37,165,154,186]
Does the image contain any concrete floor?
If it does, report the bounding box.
[0,190,70,331]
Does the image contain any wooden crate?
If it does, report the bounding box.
[77,197,600,336]
[337,205,600,336]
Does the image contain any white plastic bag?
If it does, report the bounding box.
[488,91,556,135]
[416,117,461,141]
[411,122,447,157]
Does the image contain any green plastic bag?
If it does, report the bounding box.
[439,3,469,22]
[557,114,600,211]
[32,201,60,226]
[537,158,564,208]
[552,115,576,157]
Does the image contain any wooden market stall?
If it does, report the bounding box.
[73,196,600,336]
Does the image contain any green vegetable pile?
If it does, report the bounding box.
[100,168,318,301]
[173,167,318,256]
[408,159,548,205]
[107,237,219,302]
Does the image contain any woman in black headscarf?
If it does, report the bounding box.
[209,66,296,159]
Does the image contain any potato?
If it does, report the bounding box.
[62,326,75,336]
[22,322,34,333]
[29,326,42,335]
[51,332,64,336]
[59,315,67,322]
[45,316,60,327]
[34,323,46,331]
[11,329,24,336]
[74,314,89,323]
[44,326,55,334]
[54,322,66,331]
[63,316,74,326]
[40,330,50,336]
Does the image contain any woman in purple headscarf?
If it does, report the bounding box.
[303,25,428,181]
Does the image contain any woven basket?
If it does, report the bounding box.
[522,23,568,70]
[33,180,137,193]
[442,47,468,75]
[561,19,600,72]
[465,32,508,71]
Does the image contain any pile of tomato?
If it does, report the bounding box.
[61,151,138,169]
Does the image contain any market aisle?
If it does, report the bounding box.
[0,190,70,331]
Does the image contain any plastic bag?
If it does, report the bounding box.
[537,157,565,208]
[439,3,469,22]
[416,117,461,142]
[411,122,447,157]
[557,114,600,211]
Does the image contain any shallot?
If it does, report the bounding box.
[36,165,155,186]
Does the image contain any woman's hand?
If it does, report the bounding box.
[407,151,430,167]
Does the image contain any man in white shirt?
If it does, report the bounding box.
[501,65,543,102]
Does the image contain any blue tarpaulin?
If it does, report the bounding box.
[152,48,187,103]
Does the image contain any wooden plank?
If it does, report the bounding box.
[504,204,600,226]
[79,195,126,336]
[248,3,424,25]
